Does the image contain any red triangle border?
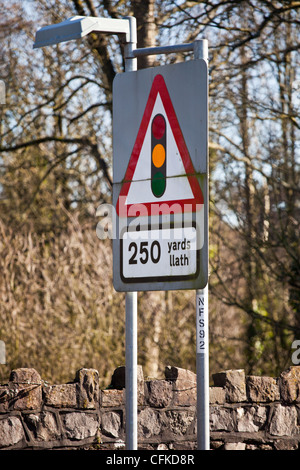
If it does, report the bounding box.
[116,74,203,217]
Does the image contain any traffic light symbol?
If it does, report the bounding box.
[151,113,166,198]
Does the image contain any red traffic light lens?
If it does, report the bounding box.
[152,114,166,140]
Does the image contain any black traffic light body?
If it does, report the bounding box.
[151,113,166,198]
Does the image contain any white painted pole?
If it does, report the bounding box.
[196,286,210,450]
[194,39,210,450]
[124,16,137,73]
[125,291,138,450]
[124,16,138,451]
[193,39,208,63]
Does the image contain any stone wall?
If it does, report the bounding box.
[0,365,300,450]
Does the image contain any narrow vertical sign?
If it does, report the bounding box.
[196,290,208,354]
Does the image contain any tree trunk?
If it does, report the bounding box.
[132,0,157,69]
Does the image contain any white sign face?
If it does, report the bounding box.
[121,226,198,282]
[124,90,194,207]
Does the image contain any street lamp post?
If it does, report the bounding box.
[34,15,139,451]
[33,15,131,48]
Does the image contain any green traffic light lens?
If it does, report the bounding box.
[151,171,166,197]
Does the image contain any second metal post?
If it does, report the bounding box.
[124,16,138,451]
[194,39,210,451]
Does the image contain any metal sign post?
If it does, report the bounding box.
[194,40,210,451]
[34,14,139,451]
[124,17,138,451]
[196,286,209,449]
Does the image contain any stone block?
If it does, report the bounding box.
[111,365,144,386]
[274,439,298,450]
[138,408,161,439]
[165,366,196,406]
[43,384,77,408]
[25,412,61,441]
[62,412,100,440]
[165,366,196,386]
[236,406,267,432]
[101,411,121,438]
[164,410,195,436]
[109,365,144,405]
[146,380,173,408]
[9,368,42,410]
[279,366,300,403]
[138,408,195,440]
[246,375,280,402]
[209,387,226,404]
[75,368,99,409]
[101,389,124,407]
[224,442,246,450]
[173,387,196,407]
[210,406,235,432]
[110,366,126,389]
[0,416,24,447]
[212,369,247,402]
[269,404,298,436]
[0,386,10,412]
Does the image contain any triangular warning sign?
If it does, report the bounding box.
[117,74,203,217]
